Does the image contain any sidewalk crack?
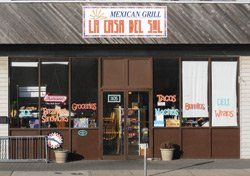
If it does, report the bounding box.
[10,170,14,176]
[88,170,92,176]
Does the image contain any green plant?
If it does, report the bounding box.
[10,101,17,110]
[55,146,65,151]
[160,141,174,149]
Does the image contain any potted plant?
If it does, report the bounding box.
[160,141,175,161]
[54,147,68,163]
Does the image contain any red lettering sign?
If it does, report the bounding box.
[41,108,68,123]
[157,94,176,103]
[185,103,205,110]
[148,20,162,33]
[129,20,143,33]
[43,93,68,104]
[214,110,234,117]
[72,103,97,111]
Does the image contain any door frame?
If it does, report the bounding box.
[101,89,153,160]
[101,90,126,160]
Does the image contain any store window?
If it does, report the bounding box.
[182,58,209,127]
[41,59,69,128]
[71,58,98,128]
[153,58,180,127]
[10,57,99,129]
[10,58,39,128]
[211,58,238,127]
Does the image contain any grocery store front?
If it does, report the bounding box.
[9,55,240,160]
[9,56,153,160]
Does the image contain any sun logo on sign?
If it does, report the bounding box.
[90,9,107,20]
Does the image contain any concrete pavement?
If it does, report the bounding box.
[4,169,250,176]
[0,159,250,176]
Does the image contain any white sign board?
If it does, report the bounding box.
[108,94,121,103]
[19,86,46,98]
[212,62,237,127]
[182,61,209,118]
[83,6,167,38]
[47,132,64,149]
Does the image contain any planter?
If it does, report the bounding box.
[160,148,174,161]
[54,150,68,163]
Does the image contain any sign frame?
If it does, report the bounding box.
[47,132,64,150]
[83,6,167,38]
[108,94,121,103]
[78,130,88,136]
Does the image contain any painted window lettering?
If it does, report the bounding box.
[157,94,176,102]
[41,108,68,123]
[185,103,205,110]
[155,108,179,116]
[72,103,97,111]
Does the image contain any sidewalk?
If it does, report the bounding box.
[0,159,250,176]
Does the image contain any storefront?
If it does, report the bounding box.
[0,2,250,160]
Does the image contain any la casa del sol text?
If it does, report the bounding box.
[88,20,162,34]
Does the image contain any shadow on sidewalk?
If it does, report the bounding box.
[149,161,214,176]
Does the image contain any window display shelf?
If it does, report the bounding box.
[122,129,138,131]
[128,144,139,146]
[128,136,139,139]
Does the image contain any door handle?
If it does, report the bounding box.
[126,117,130,126]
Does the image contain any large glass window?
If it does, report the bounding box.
[181,59,209,127]
[10,57,99,129]
[153,57,238,128]
[71,58,98,128]
[41,59,69,128]
[211,58,238,127]
[153,58,180,127]
[10,58,39,128]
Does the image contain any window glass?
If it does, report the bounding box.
[103,92,124,156]
[211,58,238,127]
[41,59,69,128]
[71,58,98,128]
[10,58,39,128]
[128,92,149,156]
[153,58,180,127]
[181,58,209,127]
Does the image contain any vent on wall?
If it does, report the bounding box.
[0,116,8,124]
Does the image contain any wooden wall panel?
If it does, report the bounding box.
[10,130,39,136]
[128,59,151,89]
[212,128,240,158]
[153,128,180,159]
[182,128,210,159]
[71,129,100,160]
[9,130,43,160]
[102,59,126,89]
[0,4,249,44]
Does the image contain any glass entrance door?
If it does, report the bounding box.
[127,92,149,157]
[103,92,124,156]
[102,91,149,158]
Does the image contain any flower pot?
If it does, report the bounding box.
[54,150,68,163]
[160,148,174,161]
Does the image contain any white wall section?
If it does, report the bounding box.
[0,57,8,137]
[240,56,250,159]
